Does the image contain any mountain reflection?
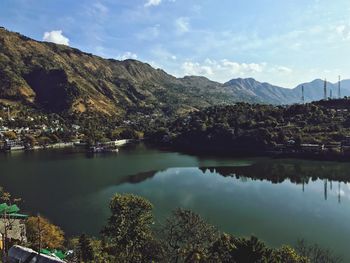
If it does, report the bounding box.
[198,163,347,203]
[199,162,350,185]
[124,160,348,203]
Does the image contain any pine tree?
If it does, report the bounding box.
[78,233,94,262]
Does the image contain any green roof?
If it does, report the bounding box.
[0,203,25,216]
[8,213,28,218]
[7,204,20,214]
[40,249,66,259]
[0,203,8,214]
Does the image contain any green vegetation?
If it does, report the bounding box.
[26,216,65,250]
[63,194,340,263]
[0,184,342,262]
[147,101,350,158]
[101,194,157,262]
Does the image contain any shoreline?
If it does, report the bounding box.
[146,142,350,163]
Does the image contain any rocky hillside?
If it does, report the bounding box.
[0,27,260,117]
[1,27,349,118]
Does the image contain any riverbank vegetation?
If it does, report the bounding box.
[3,99,350,160]
[147,100,350,159]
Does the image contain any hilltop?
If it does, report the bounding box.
[1,27,350,119]
[0,27,254,118]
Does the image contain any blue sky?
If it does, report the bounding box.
[1,0,350,88]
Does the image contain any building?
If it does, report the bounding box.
[324,142,341,152]
[300,144,324,152]
[5,139,25,151]
[101,139,130,147]
[0,203,28,251]
[8,245,66,263]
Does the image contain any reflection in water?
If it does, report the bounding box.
[1,147,350,260]
[194,165,346,204]
[105,165,350,261]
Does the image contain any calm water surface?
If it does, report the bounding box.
[0,144,350,260]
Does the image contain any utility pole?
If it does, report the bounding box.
[338,75,341,99]
[301,85,305,104]
[37,215,42,255]
[324,79,327,100]
[330,89,332,99]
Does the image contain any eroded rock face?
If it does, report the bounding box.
[23,68,78,112]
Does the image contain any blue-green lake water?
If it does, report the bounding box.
[0,144,349,260]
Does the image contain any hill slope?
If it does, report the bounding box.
[0,27,261,117]
[223,78,299,104]
[1,27,349,117]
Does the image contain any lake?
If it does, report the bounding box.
[0,143,350,260]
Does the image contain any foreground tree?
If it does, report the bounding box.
[77,234,94,262]
[272,245,310,263]
[101,194,161,262]
[296,239,342,263]
[207,234,309,263]
[26,216,65,250]
[161,208,218,262]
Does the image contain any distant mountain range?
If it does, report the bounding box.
[0,27,349,117]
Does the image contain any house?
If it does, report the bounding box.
[300,144,324,152]
[5,140,25,151]
[101,139,130,147]
[71,124,80,131]
[8,246,66,263]
[324,142,341,152]
[0,203,28,250]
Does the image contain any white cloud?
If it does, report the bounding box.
[145,0,161,7]
[182,62,214,76]
[276,66,293,74]
[94,2,108,13]
[136,24,160,40]
[117,52,138,60]
[43,30,69,45]
[180,59,293,84]
[336,24,350,40]
[175,17,190,34]
[150,45,177,61]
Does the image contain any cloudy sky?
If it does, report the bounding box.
[1,0,350,88]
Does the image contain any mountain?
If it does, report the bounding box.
[223,78,298,104]
[0,27,263,118]
[293,79,350,102]
[0,27,349,118]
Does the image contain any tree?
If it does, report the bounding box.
[26,216,65,250]
[78,234,94,262]
[207,233,237,262]
[161,208,218,262]
[272,245,309,263]
[101,194,157,262]
[231,236,273,262]
[296,239,342,263]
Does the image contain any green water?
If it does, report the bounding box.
[0,144,350,260]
